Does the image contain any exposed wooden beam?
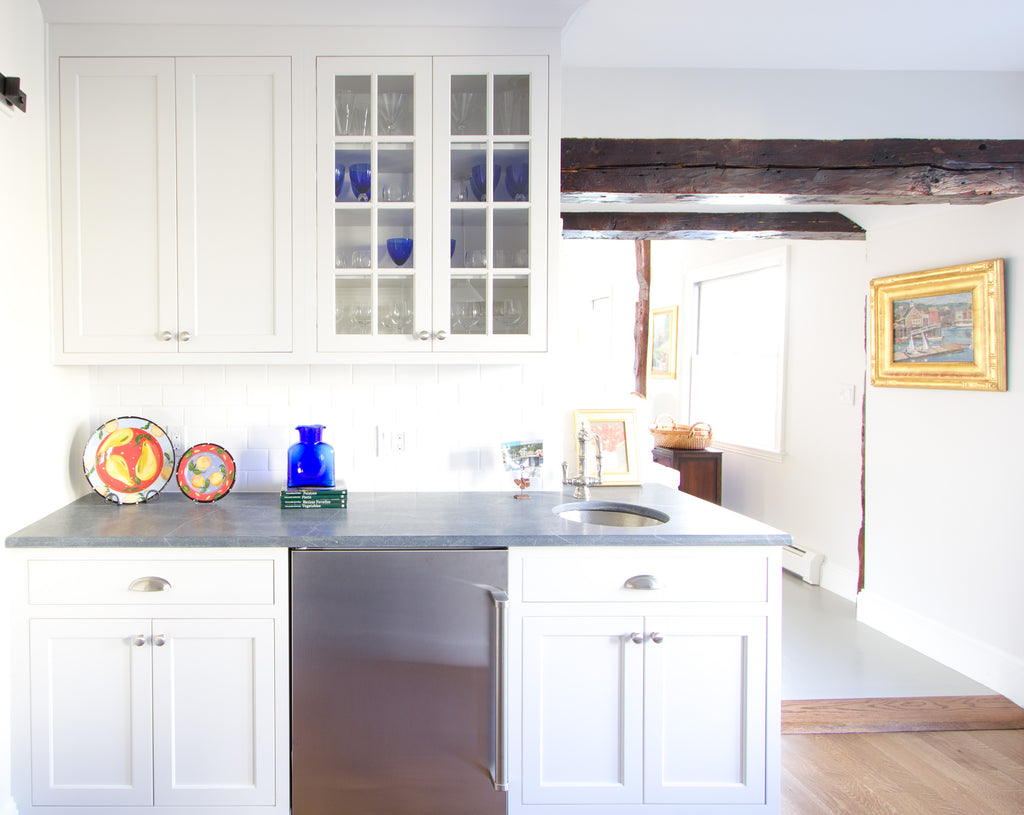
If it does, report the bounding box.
[562,211,866,240]
[561,139,1024,205]
[632,240,650,399]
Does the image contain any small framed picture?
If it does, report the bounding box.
[869,259,1006,391]
[650,306,678,379]
[573,408,642,486]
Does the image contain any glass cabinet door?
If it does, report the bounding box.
[435,57,548,352]
[317,58,432,352]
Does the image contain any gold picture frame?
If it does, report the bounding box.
[869,259,1006,391]
[650,306,678,379]
[573,409,642,486]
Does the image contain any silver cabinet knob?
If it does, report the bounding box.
[650,632,664,644]
[128,576,171,593]
[417,330,431,341]
[179,330,192,342]
[624,574,660,591]
[435,329,449,341]
[133,635,146,647]
[630,632,644,644]
[153,634,167,647]
[159,330,174,342]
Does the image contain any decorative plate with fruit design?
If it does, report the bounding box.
[176,443,236,503]
[83,416,176,504]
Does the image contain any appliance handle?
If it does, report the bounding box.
[489,589,509,791]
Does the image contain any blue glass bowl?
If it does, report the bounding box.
[451,238,456,258]
[505,162,529,201]
[470,163,501,202]
[386,238,413,266]
[349,163,371,201]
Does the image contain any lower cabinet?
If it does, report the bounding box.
[509,547,781,815]
[11,548,290,815]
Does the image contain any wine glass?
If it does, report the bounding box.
[386,238,413,267]
[349,163,371,202]
[471,163,502,202]
[379,92,406,135]
[334,162,346,201]
[505,162,529,201]
[451,92,476,135]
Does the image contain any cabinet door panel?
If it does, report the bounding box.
[29,619,153,805]
[152,618,276,806]
[643,616,767,805]
[521,616,643,804]
[176,57,292,352]
[59,58,178,353]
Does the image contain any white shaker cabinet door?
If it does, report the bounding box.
[29,619,154,806]
[58,58,178,354]
[175,58,292,353]
[151,619,277,806]
[643,616,768,806]
[521,615,645,805]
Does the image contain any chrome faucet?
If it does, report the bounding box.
[562,421,603,499]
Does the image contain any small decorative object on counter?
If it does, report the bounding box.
[501,440,544,500]
[82,416,175,505]
[649,415,713,450]
[287,425,335,489]
[280,486,348,509]
[176,443,235,503]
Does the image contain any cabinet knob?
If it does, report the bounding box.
[128,576,172,593]
[133,635,146,647]
[417,330,431,341]
[153,634,167,647]
[630,632,644,644]
[179,330,192,342]
[434,329,449,341]
[159,330,174,342]
[624,574,660,591]
[650,632,664,644]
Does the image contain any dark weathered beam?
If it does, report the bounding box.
[562,211,866,240]
[561,139,1024,205]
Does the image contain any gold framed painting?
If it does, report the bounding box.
[869,259,1006,391]
[573,408,642,485]
[650,306,678,379]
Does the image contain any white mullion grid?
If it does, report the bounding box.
[485,71,495,335]
[369,72,379,335]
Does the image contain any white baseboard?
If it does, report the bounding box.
[857,588,1024,707]
[818,561,859,602]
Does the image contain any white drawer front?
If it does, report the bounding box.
[521,551,769,603]
[28,559,276,605]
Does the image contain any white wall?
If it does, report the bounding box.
[0,0,91,810]
[562,65,1024,703]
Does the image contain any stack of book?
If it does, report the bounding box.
[280,487,348,509]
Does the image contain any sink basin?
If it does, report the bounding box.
[554,501,670,528]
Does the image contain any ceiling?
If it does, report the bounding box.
[36,0,1024,72]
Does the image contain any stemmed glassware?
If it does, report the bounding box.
[451,92,476,135]
[379,92,406,135]
[349,164,371,202]
[505,162,529,201]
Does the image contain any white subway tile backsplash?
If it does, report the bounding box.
[226,404,270,428]
[202,427,247,452]
[267,366,311,387]
[249,426,290,449]
[139,365,184,386]
[289,384,333,408]
[95,365,141,385]
[395,364,439,385]
[162,385,197,407]
[203,385,247,406]
[353,365,396,386]
[310,365,354,386]
[182,406,228,428]
[119,384,164,406]
[183,367,227,386]
[247,384,290,407]
[224,365,269,385]
[235,447,270,471]
[437,364,480,385]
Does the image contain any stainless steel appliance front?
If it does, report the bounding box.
[291,549,508,815]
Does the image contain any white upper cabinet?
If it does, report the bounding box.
[56,56,293,359]
[317,55,549,354]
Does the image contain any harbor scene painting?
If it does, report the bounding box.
[892,291,974,364]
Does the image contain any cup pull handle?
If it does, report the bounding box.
[624,574,660,591]
[128,576,171,593]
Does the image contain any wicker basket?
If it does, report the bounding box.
[650,416,713,450]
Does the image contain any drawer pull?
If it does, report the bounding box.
[630,632,644,644]
[128,576,172,593]
[153,634,167,647]
[624,574,660,591]
[132,635,146,647]
[650,632,664,644]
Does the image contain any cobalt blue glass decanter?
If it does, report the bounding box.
[287,425,335,489]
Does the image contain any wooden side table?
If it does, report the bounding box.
[651,446,723,505]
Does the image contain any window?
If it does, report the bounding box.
[688,249,787,457]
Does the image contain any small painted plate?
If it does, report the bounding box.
[83,416,176,504]
[176,443,236,503]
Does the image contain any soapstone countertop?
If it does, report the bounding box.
[5,483,791,549]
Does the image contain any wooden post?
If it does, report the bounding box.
[633,239,651,398]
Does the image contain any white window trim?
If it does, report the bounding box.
[684,246,789,459]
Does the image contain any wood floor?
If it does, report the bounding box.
[783,695,1024,735]
[782,729,1024,814]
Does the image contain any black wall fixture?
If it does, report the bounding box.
[1,72,27,112]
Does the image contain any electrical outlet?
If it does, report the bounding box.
[394,431,406,453]
[376,426,406,456]
[168,426,186,455]
[838,385,856,406]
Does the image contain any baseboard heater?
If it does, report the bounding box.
[782,545,824,585]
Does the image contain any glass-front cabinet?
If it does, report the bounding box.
[317,56,547,354]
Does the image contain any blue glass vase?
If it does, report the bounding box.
[287,425,335,489]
